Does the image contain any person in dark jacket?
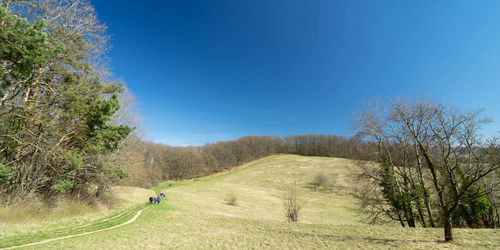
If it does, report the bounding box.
[149,196,153,204]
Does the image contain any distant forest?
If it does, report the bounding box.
[117,134,374,187]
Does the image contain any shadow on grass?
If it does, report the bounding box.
[270,230,445,245]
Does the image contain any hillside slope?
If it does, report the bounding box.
[8,155,500,249]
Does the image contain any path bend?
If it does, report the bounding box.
[3,206,151,249]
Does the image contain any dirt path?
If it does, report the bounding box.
[3,206,151,249]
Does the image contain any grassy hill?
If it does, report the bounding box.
[2,155,499,249]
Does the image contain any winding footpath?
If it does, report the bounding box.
[3,206,151,249]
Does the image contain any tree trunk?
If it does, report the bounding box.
[406,209,416,227]
[495,207,500,228]
[424,196,436,227]
[443,212,453,242]
[416,201,427,228]
[408,215,416,227]
[398,213,406,227]
[419,145,443,230]
[415,151,435,227]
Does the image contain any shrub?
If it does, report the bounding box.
[284,180,303,222]
[225,192,237,206]
[0,165,14,185]
[324,179,335,192]
[51,179,74,193]
[312,172,328,191]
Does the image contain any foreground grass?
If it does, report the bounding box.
[3,155,500,249]
[0,186,153,248]
[0,204,148,248]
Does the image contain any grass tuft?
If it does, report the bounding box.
[225,192,238,206]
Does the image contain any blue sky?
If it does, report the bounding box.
[93,0,500,146]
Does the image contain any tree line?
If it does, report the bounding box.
[117,134,371,188]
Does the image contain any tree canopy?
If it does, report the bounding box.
[0,1,133,205]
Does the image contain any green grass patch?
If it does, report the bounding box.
[0,203,149,248]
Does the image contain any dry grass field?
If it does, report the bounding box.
[1,155,499,249]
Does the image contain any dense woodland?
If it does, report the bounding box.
[117,134,372,187]
[1,0,499,243]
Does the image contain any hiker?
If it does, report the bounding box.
[154,195,158,204]
[162,192,165,198]
[157,194,162,204]
[149,196,153,204]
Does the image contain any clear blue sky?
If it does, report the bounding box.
[93,0,500,146]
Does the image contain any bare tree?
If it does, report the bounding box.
[283,180,303,222]
[354,97,500,242]
[110,85,143,133]
[6,0,110,70]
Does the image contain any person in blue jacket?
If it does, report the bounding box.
[157,194,162,204]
